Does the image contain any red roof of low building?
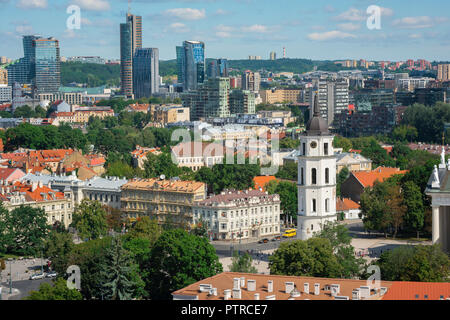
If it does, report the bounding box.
[336,198,360,211]
[383,282,450,300]
[352,167,408,188]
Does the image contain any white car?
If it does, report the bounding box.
[29,273,45,280]
[46,272,57,278]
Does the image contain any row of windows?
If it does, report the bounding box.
[89,193,120,202]
[194,206,279,219]
[300,168,330,185]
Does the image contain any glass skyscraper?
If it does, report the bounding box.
[176,41,205,91]
[7,35,60,94]
[120,13,142,98]
[34,37,60,94]
[133,48,159,99]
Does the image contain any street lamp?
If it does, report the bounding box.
[9,259,13,294]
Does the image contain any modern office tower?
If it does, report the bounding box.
[176,41,205,91]
[229,90,256,114]
[182,77,230,120]
[120,13,142,98]
[133,48,159,99]
[0,84,12,103]
[308,78,349,126]
[34,37,61,94]
[438,64,450,82]
[242,70,261,93]
[207,58,228,79]
[270,51,276,60]
[6,35,41,86]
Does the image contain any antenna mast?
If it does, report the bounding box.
[128,0,132,15]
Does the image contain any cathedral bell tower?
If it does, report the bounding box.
[297,91,337,240]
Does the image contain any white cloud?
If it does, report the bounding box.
[16,0,47,9]
[337,23,361,32]
[164,8,206,20]
[308,30,357,41]
[166,23,190,33]
[335,8,365,22]
[214,24,235,38]
[72,0,110,11]
[392,16,448,29]
[241,24,270,33]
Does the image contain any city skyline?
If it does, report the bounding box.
[0,0,449,62]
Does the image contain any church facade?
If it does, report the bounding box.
[425,147,450,253]
[297,92,337,240]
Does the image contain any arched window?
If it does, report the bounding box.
[312,168,317,185]
[325,168,330,184]
[301,167,304,185]
[324,143,329,156]
[325,198,330,212]
[312,199,316,212]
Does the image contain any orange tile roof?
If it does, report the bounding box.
[172,272,394,301]
[382,282,450,300]
[122,178,205,193]
[352,167,408,188]
[336,198,360,211]
[253,176,278,191]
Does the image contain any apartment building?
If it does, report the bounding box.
[260,89,302,104]
[257,110,297,126]
[50,106,114,125]
[153,105,190,125]
[192,189,281,241]
[121,178,207,225]
[171,142,230,172]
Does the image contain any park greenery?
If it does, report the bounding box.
[229,251,258,274]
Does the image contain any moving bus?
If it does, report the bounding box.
[282,229,297,238]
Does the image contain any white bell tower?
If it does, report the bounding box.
[297,92,337,240]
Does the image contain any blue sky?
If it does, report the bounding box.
[1,0,450,61]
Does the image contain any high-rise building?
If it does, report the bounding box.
[133,48,159,99]
[229,90,256,114]
[120,13,142,98]
[297,93,337,240]
[438,64,450,82]
[270,52,276,60]
[176,41,205,91]
[309,79,349,126]
[182,77,230,120]
[6,35,41,87]
[34,37,61,94]
[242,71,261,93]
[207,58,228,79]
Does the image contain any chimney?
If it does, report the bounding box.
[304,283,309,294]
[290,289,301,298]
[352,289,360,300]
[285,282,295,294]
[360,286,370,299]
[314,283,320,296]
[232,288,242,300]
[265,295,276,300]
[254,293,260,300]
[240,277,246,288]
[247,280,256,292]
[380,287,388,296]
[224,289,231,300]
[331,284,340,297]
[212,288,218,296]
[267,280,273,293]
[233,278,241,290]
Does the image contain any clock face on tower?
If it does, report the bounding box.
[310,141,318,149]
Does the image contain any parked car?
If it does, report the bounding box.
[258,238,270,244]
[29,273,45,280]
[46,272,57,278]
[271,236,282,241]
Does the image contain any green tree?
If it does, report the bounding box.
[71,200,108,241]
[376,245,450,282]
[44,231,74,275]
[269,238,341,278]
[229,251,258,274]
[144,152,183,179]
[126,216,162,245]
[266,180,297,222]
[98,237,141,300]
[25,278,82,300]
[275,161,298,181]
[336,167,350,197]
[333,136,353,152]
[147,229,223,300]
[402,181,425,239]
[6,206,50,256]
[314,222,365,278]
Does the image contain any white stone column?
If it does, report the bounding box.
[432,206,440,244]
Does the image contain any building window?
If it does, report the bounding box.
[324,143,329,156]
[312,199,316,212]
[312,168,317,185]
[325,199,330,212]
[325,168,330,184]
[301,167,304,185]
[302,143,306,156]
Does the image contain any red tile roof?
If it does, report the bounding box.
[383,282,450,300]
[336,198,360,211]
[352,167,408,188]
[253,176,278,191]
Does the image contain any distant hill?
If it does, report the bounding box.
[60,59,366,86]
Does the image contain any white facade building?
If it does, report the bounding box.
[0,84,12,103]
[192,189,281,241]
[297,92,337,240]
